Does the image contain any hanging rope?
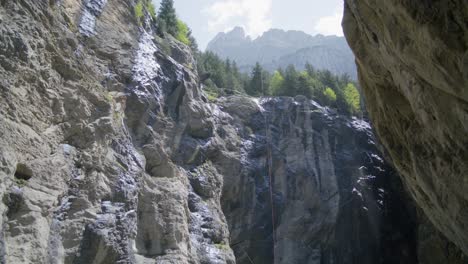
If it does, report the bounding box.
[262,101,277,263]
[244,249,256,264]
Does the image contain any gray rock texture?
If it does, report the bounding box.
[0,0,466,263]
[343,0,468,256]
[0,0,234,263]
[213,96,420,264]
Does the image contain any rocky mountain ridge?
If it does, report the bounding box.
[206,27,357,79]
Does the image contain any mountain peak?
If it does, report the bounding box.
[228,26,246,37]
[206,27,357,79]
[207,27,251,51]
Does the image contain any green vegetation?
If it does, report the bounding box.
[215,243,230,250]
[323,87,337,104]
[176,20,190,45]
[197,51,248,97]
[343,83,361,114]
[150,2,362,116]
[14,178,27,187]
[147,1,156,19]
[205,89,219,102]
[155,0,196,49]
[134,0,156,24]
[197,52,363,116]
[270,71,285,95]
[134,0,144,23]
[246,62,270,96]
[157,0,178,36]
[187,28,198,51]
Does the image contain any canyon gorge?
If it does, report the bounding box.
[0,0,466,263]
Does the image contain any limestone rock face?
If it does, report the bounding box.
[214,96,420,264]
[1,0,466,263]
[0,1,234,263]
[343,0,468,255]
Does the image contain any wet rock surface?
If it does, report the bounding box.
[0,1,233,263]
[343,0,468,258]
[0,0,466,264]
[213,96,421,264]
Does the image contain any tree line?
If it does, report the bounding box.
[197,52,362,116]
[142,0,362,116]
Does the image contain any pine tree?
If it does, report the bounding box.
[247,62,265,96]
[225,59,235,92]
[158,0,178,36]
[318,70,338,90]
[282,65,299,96]
[232,61,240,80]
[187,29,198,52]
[297,71,314,98]
[305,63,316,78]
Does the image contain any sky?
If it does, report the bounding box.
[152,0,345,50]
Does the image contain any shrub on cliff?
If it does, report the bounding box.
[134,1,144,23]
[176,20,190,45]
[147,1,156,19]
[134,0,156,25]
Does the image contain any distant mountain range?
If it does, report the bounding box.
[206,27,357,79]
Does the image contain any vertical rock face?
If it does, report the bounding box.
[0,1,235,263]
[215,96,419,264]
[1,1,465,264]
[342,0,468,257]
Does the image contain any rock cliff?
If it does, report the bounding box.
[0,0,233,263]
[343,0,468,256]
[215,96,418,264]
[0,0,467,263]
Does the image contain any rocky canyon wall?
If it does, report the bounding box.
[343,0,468,257]
[0,0,467,263]
[0,0,234,263]
[214,96,418,264]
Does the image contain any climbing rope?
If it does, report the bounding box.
[262,101,277,263]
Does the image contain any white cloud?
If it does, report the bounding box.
[203,0,272,37]
[314,4,344,36]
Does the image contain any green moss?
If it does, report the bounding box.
[215,243,230,250]
[14,178,27,187]
[113,111,123,122]
[205,89,219,103]
[104,92,113,103]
